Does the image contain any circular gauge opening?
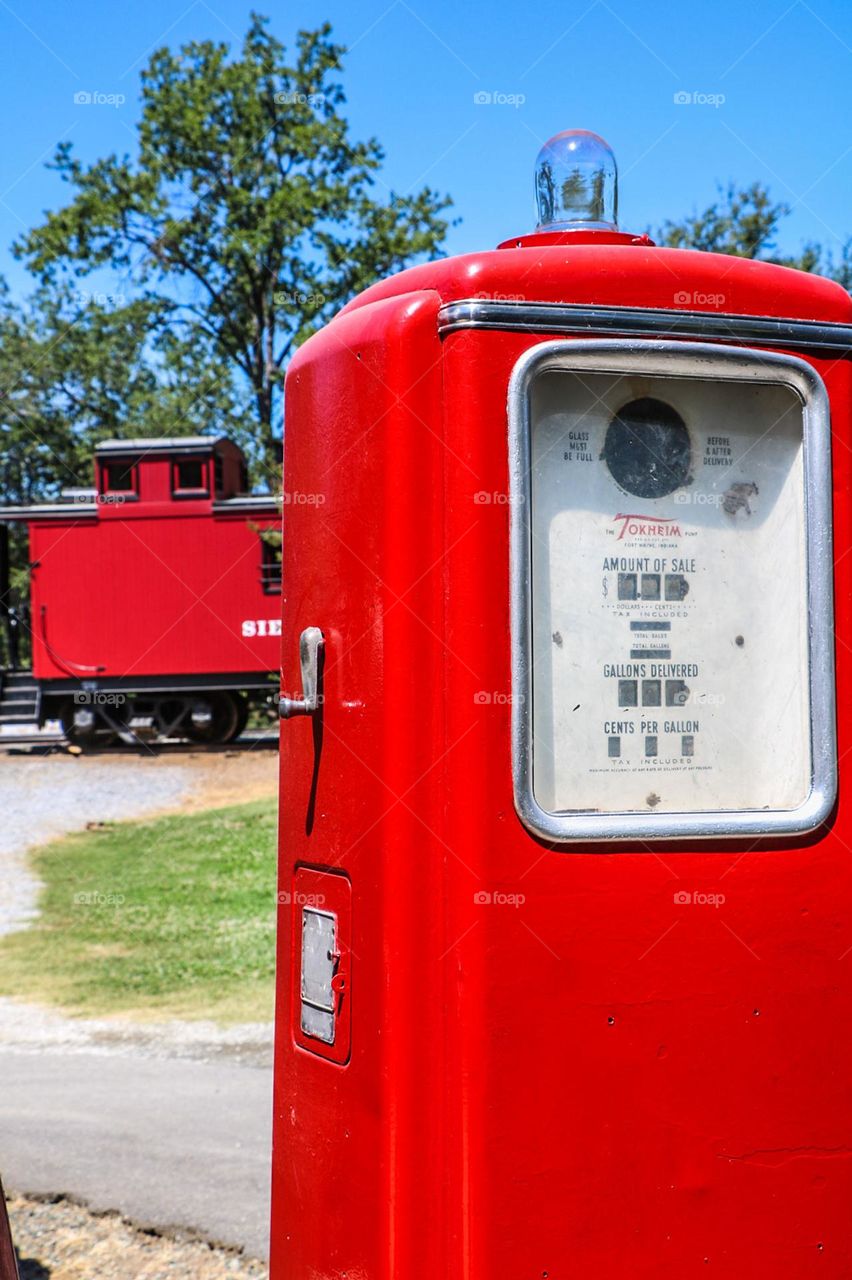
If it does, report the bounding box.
[603,397,692,499]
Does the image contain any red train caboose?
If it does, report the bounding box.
[0,435,281,745]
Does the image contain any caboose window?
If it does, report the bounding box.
[172,458,209,495]
[102,461,137,494]
[260,538,282,594]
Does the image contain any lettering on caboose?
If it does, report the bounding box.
[242,618,283,637]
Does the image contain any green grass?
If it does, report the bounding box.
[0,799,278,1022]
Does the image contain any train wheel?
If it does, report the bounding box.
[226,694,249,743]
[185,692,241,744]
[58,699,117,748]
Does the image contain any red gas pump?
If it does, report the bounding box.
[271,130,852,1278]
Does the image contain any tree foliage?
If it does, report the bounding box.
[15,14,453,477]
[1,13,849,519]
[656,181,851,283]
[0,286,244,504]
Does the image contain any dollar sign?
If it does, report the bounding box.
[602,576,608,599]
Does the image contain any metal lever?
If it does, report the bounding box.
[279,627,324,718]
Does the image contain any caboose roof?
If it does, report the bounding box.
[96,435,229,456]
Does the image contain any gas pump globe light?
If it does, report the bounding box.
[534,129,618,231]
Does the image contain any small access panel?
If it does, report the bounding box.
[289,866,351,1065]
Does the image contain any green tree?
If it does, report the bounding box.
[0,285,244,504]
[0,283,100,506]
[656,181,851,282]
[0,282,248,666]
[15,14,453,474]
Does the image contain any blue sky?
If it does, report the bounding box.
[0,0,850,299]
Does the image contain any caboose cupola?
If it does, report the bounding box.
[95,435,249,510]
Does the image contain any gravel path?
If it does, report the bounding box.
[0,756,193,936]
[0,998,273,1067]
[9,1195,269,1279]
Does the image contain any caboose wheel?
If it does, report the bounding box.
[227,693,249,743]
[58,699,117,747]
[185,692,241,744]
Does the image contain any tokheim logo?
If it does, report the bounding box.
[613,512,682,541]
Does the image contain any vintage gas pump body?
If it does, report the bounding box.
[272,134,852,1277]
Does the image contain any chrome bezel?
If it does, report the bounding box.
[509,338,837,844]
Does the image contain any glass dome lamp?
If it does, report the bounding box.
[534,129,618,232]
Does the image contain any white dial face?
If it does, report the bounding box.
[529,369,811,818]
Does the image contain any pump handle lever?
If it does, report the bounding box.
[279,626,324,719]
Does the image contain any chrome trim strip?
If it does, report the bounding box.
[508,338,837,844]
[440,299,852,352]
[0,504,97,521]
[212,497,280,514]
[96,436,222,456]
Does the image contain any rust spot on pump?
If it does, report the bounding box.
[646,792,661,808]
[722,481,759,517]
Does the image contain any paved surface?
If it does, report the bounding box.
[0,751,277,1260]
[0,1049,273,1259]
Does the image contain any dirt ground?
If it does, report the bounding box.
[57,739,280,815]
[173,743,278,812]
[8,1195,268,1279]
[7,737,279,815]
